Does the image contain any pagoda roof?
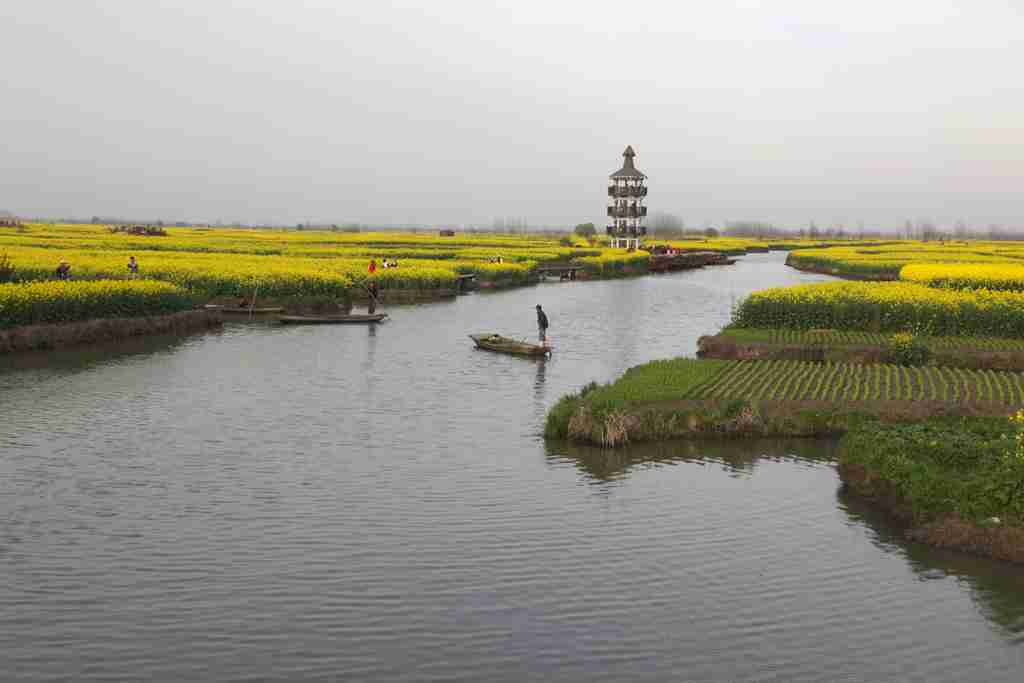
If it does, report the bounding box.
[609,145,646,179]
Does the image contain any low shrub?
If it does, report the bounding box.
[884,331,931,366]
[544,382,598,439]
[0,252,15,283]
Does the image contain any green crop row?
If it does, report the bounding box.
[696,359,1024,403]
[719,327,1024,352]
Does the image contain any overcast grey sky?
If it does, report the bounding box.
[2,0,1021,229]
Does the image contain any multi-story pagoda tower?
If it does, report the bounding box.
[606,145,647,249]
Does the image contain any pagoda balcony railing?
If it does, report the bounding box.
[606,226,648,237]
[607,206,649,218]
[607,186,647,198]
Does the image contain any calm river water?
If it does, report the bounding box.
[2,252,1023,682]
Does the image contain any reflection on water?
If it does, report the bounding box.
[0,328,219,375]
[557,434,1024,643]
[548,437,841,482]
[3,253,1023,682]
[839,488,1024,639]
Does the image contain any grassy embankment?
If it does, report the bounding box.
[838,417,1024,563]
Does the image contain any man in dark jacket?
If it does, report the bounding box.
[536,304,549,343]
[367,281,380,314]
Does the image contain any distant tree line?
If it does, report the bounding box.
[11,211,1023,240]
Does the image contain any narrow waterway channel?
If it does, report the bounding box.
[2,252,1023,682]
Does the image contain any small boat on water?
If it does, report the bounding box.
[278,313,389,324]
[469,333,551,357]
[205,304,285,314]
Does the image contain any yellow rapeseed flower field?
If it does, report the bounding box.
[0,280,194,327]
[901,263,1024,292]
[732,281,1024,338]
[788,241,1024,278]
[0,224,618,297]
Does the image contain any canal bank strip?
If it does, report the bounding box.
[0,308,222,352]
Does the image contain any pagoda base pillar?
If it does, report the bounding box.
[610,237,642,251]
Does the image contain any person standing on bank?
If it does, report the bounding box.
[536,304,549,344]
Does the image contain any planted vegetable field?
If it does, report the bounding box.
[695,359,1024,404]
[559,358,1024,411]
[719,327,1024,352]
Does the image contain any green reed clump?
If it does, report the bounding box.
[544,360,730,439]
[544,382,598,439]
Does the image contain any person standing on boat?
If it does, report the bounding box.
[536,304,549,344]
[367,280,379,315]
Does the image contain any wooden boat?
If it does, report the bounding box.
[278,313,389,324]
[204,304,285,314]
[469,333,551,357]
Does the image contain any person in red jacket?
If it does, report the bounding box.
[368,259,377,274]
